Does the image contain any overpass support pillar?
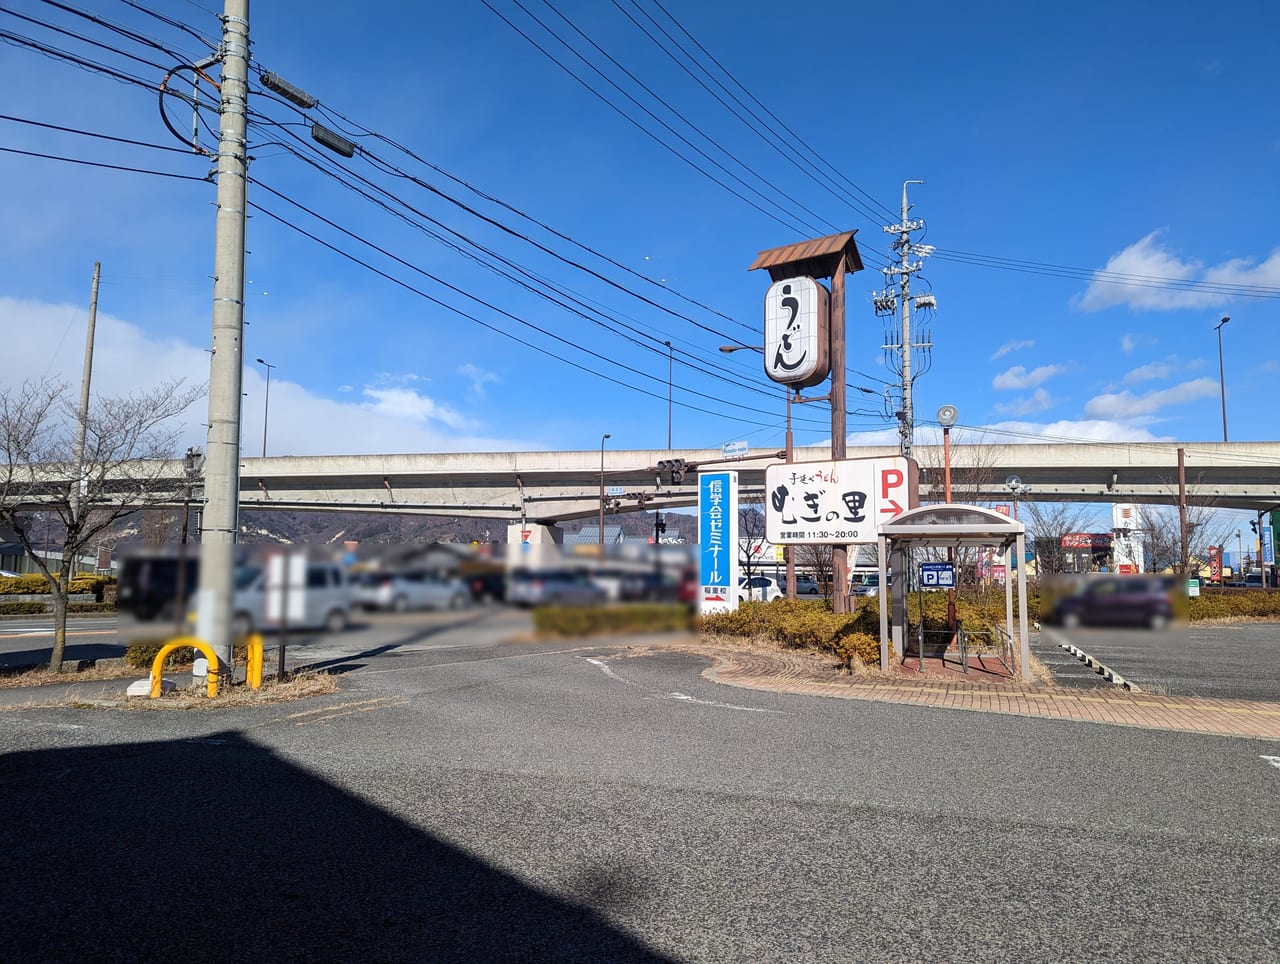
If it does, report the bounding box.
[507,522,564,569]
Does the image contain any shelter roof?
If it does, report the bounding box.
[879,504,1025,547]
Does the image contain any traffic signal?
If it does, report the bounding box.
[657,458,686,484]
[655,513,667,535]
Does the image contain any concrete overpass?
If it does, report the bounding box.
[45,440,1276,526]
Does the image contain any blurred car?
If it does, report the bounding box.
[1052,576,1174,630]
[850,573,886,596]
[226,560,352,635]
[0,569,21,578]
[507,569,607,607]
[676,567,698,606]
[738,575,782,603]
[464,569,507,604]
[351,569,470,612]
[794,575,823,595]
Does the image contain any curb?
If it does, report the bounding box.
[1058,641,1140,691]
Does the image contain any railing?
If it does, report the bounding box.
[958,625,1014,676]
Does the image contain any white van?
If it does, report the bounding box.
[231,560,352,635]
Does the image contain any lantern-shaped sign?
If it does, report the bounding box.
[763,276,829,388]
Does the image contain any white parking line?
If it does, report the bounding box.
[668,692,782,714]
[1262,756,1280,771]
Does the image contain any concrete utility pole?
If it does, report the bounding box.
[876,181,934,458]
[196,0,251,672]
[69,262,101,550]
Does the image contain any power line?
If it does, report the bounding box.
[479,0,822,239]
[247,195,847,432]
[644,0,898,222]
[610,0,893,230]
[248,176,844,427]
[246,115,769,388]
[535,0,843,237]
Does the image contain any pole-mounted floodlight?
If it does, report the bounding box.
[311,123,356,158]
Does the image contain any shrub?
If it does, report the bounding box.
[532,603,696,638]
[0,602,46,615]
[124,642,190,670]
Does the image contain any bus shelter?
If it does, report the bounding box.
[876,504,1031,682]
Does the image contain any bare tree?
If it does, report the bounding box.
[738,500,768,587]
[1139,502,1232,575]
[1021,501,1099,575]
[793,543,834,591]
[0,377,203,672]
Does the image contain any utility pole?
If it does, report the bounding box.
[196,0,251,673]
[69,261,101,575]
[875,181,935,458]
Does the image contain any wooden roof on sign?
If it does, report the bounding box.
[748,230,864,281]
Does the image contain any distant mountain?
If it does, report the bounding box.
[104,506,695,549]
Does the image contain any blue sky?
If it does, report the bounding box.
[2,0,1278,487]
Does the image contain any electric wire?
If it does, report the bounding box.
[0,144,211,182]
[248,195,873,432]
[610,0,893,230]
[645,0,898,222]
[534,0,843,238]
[307,95,758,336]
[248,176,855,427]
[0,112,198,155]
[252,125,787,404]
[478,0,821,239]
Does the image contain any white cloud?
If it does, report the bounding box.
[0,296,542,457]
[458,362,499,399]
[360,386,468,429]
[1121,335,1136,353]
[989,419,1171,443]
[992,364,1065,391]
[1123,358,1177,384]
[995,387,1055,416]
[1077,231,1280,312]
[1083,377,1218,420]
[990,339,1034,360]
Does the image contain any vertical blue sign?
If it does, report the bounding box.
[698,471,738,615]
[1262,522,1274,566]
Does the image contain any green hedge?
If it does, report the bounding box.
[701,592,1040,670]
[532,603,696,637]
[0,573,114,598]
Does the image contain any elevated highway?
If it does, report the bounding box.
[25,440,1279,523]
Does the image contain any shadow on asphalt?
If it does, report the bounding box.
[292,610,503,675]
[0,731,671,962]
[0,641,128,672]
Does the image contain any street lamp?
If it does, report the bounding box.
[1214,316,1229,442]
[665,340,673,450]
[721,344,797,597]
[255,357,276,458]
[937,404,958,503]
[1006,475,1031,521]
[599,433,611,549]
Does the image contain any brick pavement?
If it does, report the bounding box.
[647,638,1280,741]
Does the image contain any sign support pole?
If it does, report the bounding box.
[830,251,849,615]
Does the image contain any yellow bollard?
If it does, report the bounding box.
[245,634,264,690]
[150,637,221,699]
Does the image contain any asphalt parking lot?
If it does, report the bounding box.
[1038,621,1280,702]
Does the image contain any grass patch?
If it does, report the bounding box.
[532,602,697,638]
[0,660,157,689]
[138,671,339,709]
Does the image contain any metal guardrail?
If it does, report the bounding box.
[958,625,1014,675]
